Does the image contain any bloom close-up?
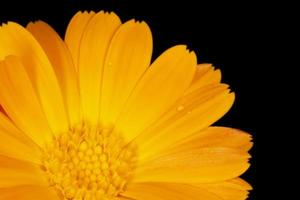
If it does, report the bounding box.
[0,10,252,199]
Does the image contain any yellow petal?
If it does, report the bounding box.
[0,56,52,147]
[65,11,95,71]
[27,21,81,125]
[188,64,221,94]
[135,84,234,161]
[134,147,250,183]
[0,107,5,114]
[170,127,253,153]
[0,112,42,164]
[122,182,222,200]
[0,155,48,188]
[100,19,152,125]
[0,186,60,200]
[115,45,197,142]
[116,197,131,200]
[0,22,69,134]
[196,178,252,200]
[192,63,212,79]
[77,11,121,124]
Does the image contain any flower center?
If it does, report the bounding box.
[42,124,137,200]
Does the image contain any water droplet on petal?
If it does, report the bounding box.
[177,105,184,111]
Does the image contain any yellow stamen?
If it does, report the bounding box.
[42,123,136,199]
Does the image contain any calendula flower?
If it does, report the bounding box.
[0,10,252,200]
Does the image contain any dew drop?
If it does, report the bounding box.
[177,105,184,111]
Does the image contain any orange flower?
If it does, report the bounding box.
[0,11,252,199]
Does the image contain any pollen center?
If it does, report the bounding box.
[42,124,137,200]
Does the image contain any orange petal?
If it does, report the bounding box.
[116,197,132,200]
[135,84,234,161]
[188,64,222,94]
[0,56,52,147]
[0,112,42,164]
[115,45,197,142]
[0,106,6,116]
[65,11,95,71]
[0,22,69,135]
[27,21,81,125]
[169,126,253,153]
[122,182,222,200]
[195,178,252,200]
[0,185,60,200]
[100,19,152,125]
[134,147,250,183]
[0,155,48,188]
[77,11,121,124]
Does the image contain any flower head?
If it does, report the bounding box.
[0,11,252,199]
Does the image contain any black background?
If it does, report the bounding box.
[0,0,263,199]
